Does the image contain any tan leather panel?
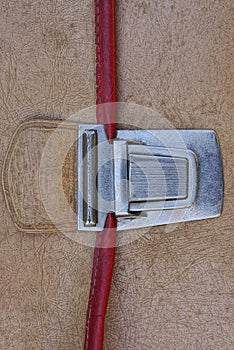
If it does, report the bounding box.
[0,1,95,349]
[104,1,233,349]
[0,1,233,350]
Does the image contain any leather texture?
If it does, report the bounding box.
[0,1,233,350]
[0,1,95,349]
[106,1,234,349]
[84,1,117,349]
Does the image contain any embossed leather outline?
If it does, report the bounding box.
[2,119,77,233]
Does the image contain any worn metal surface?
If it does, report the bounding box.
[78,126,222,231]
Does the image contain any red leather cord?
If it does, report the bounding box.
[84,214,116,350]
[95,0,116,140]
[84,1,117,350]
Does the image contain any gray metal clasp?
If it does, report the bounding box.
[77,124,223,231]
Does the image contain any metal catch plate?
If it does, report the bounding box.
[77,125,223,231]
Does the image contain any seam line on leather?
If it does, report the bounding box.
[84,0,101,348]
[85,204,102,348]
[95,0,102,105]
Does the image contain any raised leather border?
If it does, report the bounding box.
[2,119,77,233]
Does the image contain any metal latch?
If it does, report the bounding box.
[78,124,223,231]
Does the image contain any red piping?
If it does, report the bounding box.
[84,1,117,349]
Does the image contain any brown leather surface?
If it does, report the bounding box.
[107,1,233,349]
[0,1,233,350]
[0,1,95,349]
